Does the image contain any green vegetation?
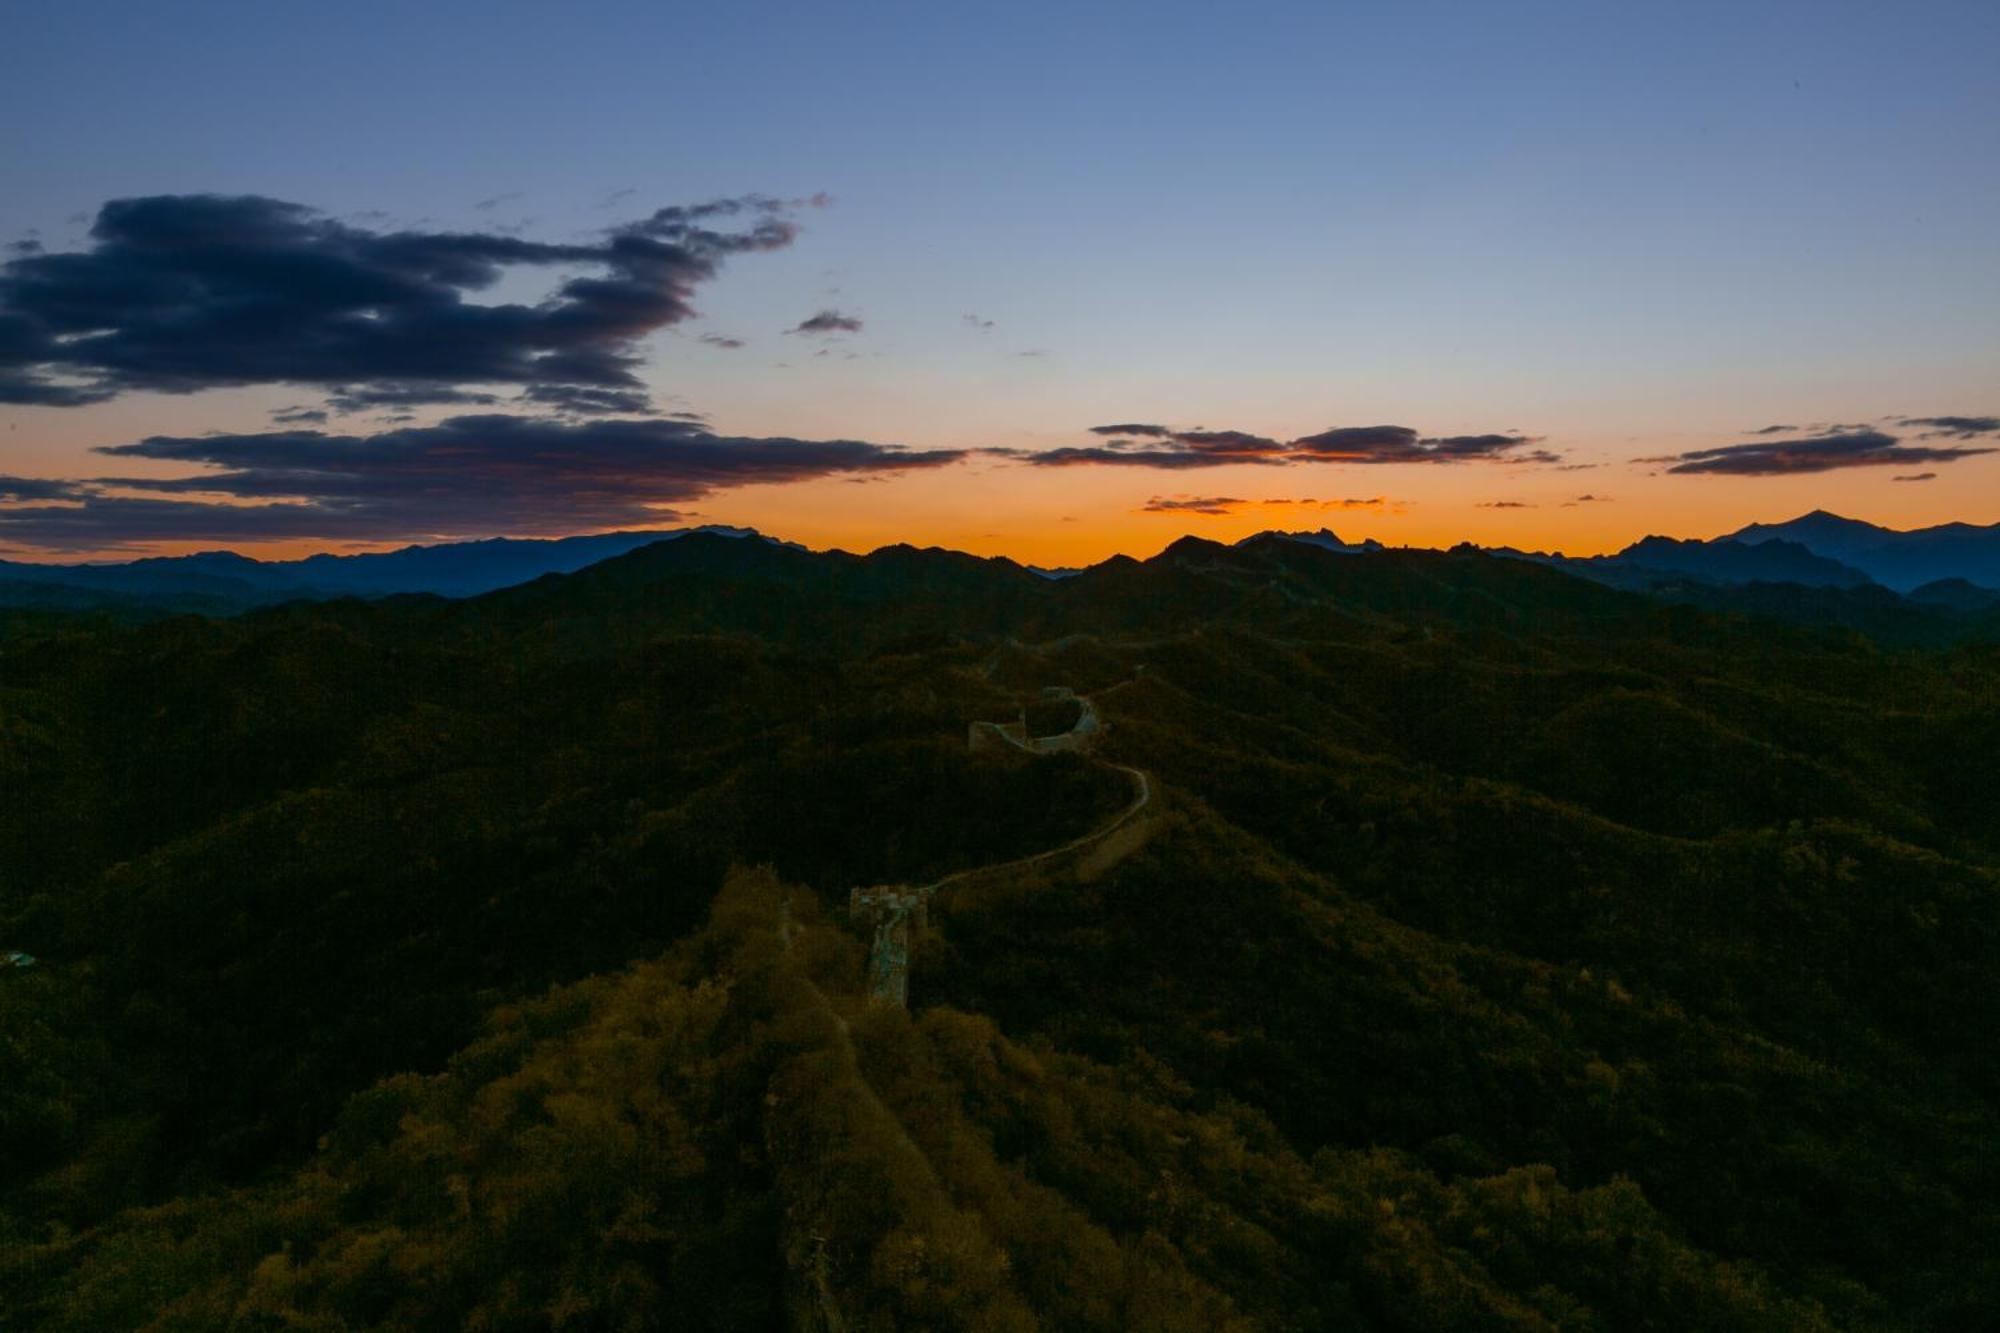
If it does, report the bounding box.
[3,533,1997,1327]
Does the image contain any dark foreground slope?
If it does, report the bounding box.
[3,535,1997,1329]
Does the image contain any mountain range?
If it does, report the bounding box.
[0,526,777,612]
[5,525,1998,1326]
[1727,510,2000,591]
[3,511,1997,639]
[1484,510,2000,596]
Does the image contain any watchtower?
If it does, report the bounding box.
[850,885,926,1005]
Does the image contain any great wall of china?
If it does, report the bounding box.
[849,681,1152,1008]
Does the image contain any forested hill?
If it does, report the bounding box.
[3,534,1998,1328]
[466,530,1674,648]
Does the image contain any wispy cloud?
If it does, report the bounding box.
[325,385,504,414]
[515,384,659,417]
[1293,426,1557,465]
[1139,495,1246,515]
[787,309,863,335]
[1137,494,1393,517]
[1646,427,1994,476]
[0,475,88,502]
[1004,422,1559,470]
[1897,415,2000,440]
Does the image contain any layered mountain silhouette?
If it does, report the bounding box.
[1462,512,2000,597]
[5,511,1997,646]
[0,526,782,613]
[1727,509,2000,591]
[1535,534,1876,589]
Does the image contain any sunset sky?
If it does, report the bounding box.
[3,0,1996,565]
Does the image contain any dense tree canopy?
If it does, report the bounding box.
[3,534,1996,1327]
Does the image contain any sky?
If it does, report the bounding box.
[2,0,1996,565]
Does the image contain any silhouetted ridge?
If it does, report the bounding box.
[1615,535,1876,587]
[1909,577,2000,611]
[1727,510,2000,591]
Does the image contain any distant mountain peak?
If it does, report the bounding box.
[1731,510,1883,541]
[1242,528,1382,555]
[1157,534,1233,561]
[1725,511,2000,592]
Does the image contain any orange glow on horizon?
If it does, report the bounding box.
[4,439,1996,568]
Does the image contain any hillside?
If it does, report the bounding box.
[3,536,1998,1329]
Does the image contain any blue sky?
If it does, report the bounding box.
[2,0,1996,560]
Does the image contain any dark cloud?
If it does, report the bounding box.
[1899,415,2000,439]
[1893,472,1937,482]
[0,414,964,551]
[325,384,504,414]
[1139,494,1390,516]
[6,240,41,256]
[270,405,330,425]
[1292,426,1556,464]
[1015,422,1556,470]
[787,309,863,336]
[0,370,115,407]
[1174,429,1283,454]
[0,191,812,407]
[0,475,86,501]
[473,191,525,212]
[1477,500,1536,509]
[1139,495,1246,515]
[1290,425,1415,454]
[1015,425,1287,468]
[1014,446,1287,470]
[1748,424,1796,435]
[962,314,994,331]
[699,333,746,349]
[1649,428,1994,476]
[515,384,658,417]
